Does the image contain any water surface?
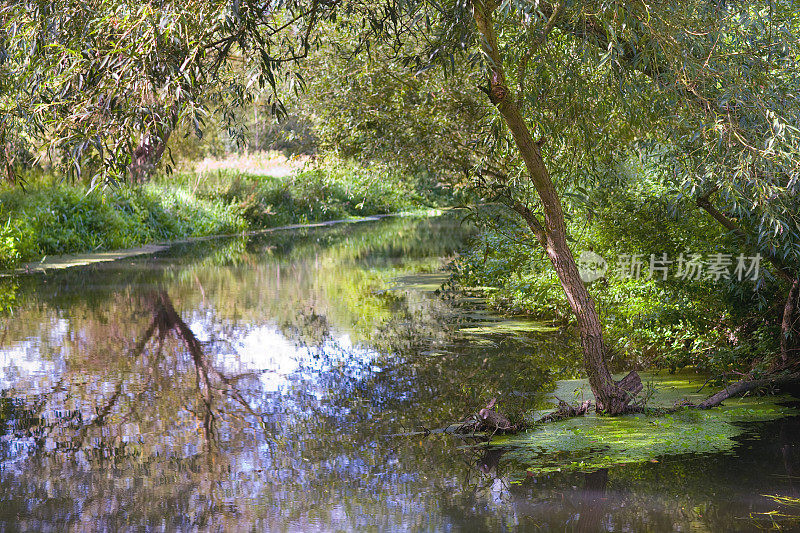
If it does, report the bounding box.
[0,213,798,532]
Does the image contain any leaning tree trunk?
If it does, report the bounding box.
[129,106,180,183]
[471,0,640,414]
[781,278,800,365]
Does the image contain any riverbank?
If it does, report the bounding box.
[2,212,798,531]
[0,156,453,269]
[447,206,784,378]
[9,212,445,275]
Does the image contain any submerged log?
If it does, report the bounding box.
[477,397,512,431]
[392,370,800,442]
[448,398,515,435]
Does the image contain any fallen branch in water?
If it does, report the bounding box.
[695,372,800,409]
[453,397,517,435]
[535,397,593,423]
[386,372,800,440]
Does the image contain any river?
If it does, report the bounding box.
[0,212,798,531]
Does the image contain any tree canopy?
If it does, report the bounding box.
[2,0,799,411]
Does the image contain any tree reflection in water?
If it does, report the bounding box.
[0,215,798,531]
[0,289,271,528]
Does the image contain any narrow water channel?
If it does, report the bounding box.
[0,213,798,531]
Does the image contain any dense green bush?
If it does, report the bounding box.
[451,173,783,375]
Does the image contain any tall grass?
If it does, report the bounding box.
[0,184,247,268]
[162,156,451,227]
[0,156,452,268]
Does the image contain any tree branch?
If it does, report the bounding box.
[510,200,547,246]
[517,0,564,108]
[698,372,800,408]
[696,187,796,285]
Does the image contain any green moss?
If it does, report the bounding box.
[495,372,799,478]
[390,273,450,292]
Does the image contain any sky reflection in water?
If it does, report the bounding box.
[0,213,798,532]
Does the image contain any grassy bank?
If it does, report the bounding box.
[0,156,453,269]
[161,156,451,228]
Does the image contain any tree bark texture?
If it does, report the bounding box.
[781,278,800,364]
[471,0,638,414]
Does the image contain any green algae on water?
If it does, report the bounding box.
[495,372,799,478]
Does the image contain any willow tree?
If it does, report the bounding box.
[3,0,798,412]
[0,0,325,183]
[301,0,799,411]
[390,0,799,411]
